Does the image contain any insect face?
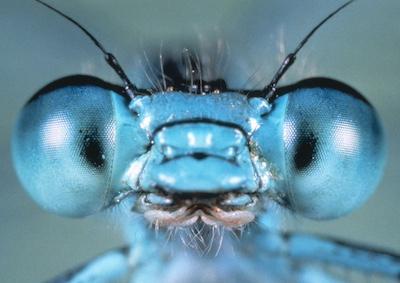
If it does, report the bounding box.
[10,0,387,227]
[12,73,385,225]
[8,1,400,282]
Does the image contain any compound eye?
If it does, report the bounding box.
[284,88,386,219]
[12,78,140,217]
[256,84,386,219]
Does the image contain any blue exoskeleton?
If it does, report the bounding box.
[11,1,400,282]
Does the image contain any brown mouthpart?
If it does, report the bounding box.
[133,191,261,228]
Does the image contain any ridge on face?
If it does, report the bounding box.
[123,91,274,229]
[129,92,270,135]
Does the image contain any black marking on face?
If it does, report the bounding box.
[151,55,228,94]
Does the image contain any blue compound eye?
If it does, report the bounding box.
[12,77,146,217]
[254,82,386,219]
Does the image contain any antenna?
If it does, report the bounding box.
[264,0,355,100]
[34,0,139,99]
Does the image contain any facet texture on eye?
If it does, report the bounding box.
[292,125,319,172]
[78,127,108,170]
[285,88,385,219]
[12,83,145,217]
[255,87,386,220]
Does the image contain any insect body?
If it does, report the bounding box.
[11,1,400,282]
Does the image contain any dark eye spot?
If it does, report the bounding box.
[293,129,318,171]
[79,128,105,170]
